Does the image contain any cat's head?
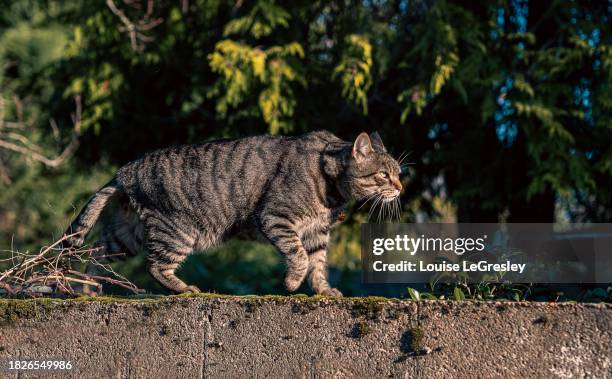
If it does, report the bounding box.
[343,132,402,202]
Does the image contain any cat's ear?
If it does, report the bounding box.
[352,132,374,162]
[369,131,387,153]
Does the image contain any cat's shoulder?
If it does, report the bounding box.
[291,130,347,149]
[304,130,343,142]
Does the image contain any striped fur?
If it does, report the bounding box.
[65,130,401,295]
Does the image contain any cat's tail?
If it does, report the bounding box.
[62,178,120,249]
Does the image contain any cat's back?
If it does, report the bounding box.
[113,132,341,204]
[115,134,282,190]
[117,131,343,178]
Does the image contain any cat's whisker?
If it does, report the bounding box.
[379,201,385,222]
[397,152,413,167]
[382,198,390,222]
[369,194,385,222]
[396,150,408,165]
[358,192,379,210]
[367,196,377,221]
[395,198,401,222]
[398,199,401,221]
[368,195,383,221]
[383,202,387,222]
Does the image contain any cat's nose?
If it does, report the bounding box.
[392,179,402,192]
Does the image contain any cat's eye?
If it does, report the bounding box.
[378,172,389,179]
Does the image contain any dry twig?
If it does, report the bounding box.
[0,233,143,297]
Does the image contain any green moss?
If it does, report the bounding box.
[351,300,385,320]
[139,303,159,317]
[352,296,394,302]
[350,320,372,338]
[174,292,231,300]
[71,294,171,303]
[0,299,56,324]
[243,301,257,314]
[386,307,401,320]
[239,294,330,303]
[15,293,396,303]
[0,293,398,318]
[291,300,318,314]
[410,327,424,353]
[399,327,428,356]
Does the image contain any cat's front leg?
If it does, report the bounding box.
[303,231,343,297]
[307,249,343,297]
[261,217,309,292]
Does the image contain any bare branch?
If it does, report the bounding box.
[0,233,144,297]
[0,95,82,170]
[106,0,163,52]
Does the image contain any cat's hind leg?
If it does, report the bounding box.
[144,218,200,294]
[83,216,141,295]
[147,253,200,294]
[146,239,200,294]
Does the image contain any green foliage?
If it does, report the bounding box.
[208,0,305,133]
[407,287,420,301]
[0,24,67,80]
[407,283,610,303]
[397,1,478,120]
[223,0,290,39]
[333,34,373,114]
[208,40,305,134]
[453,287,465,300]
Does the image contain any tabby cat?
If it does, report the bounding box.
[64,131,402,296]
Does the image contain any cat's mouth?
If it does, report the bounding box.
[382,190,400,202]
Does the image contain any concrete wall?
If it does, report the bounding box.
[0,295,610,378]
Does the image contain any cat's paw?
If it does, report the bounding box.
[183,285,201,294]
[284,277,302,292]
[320,288,343,297]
